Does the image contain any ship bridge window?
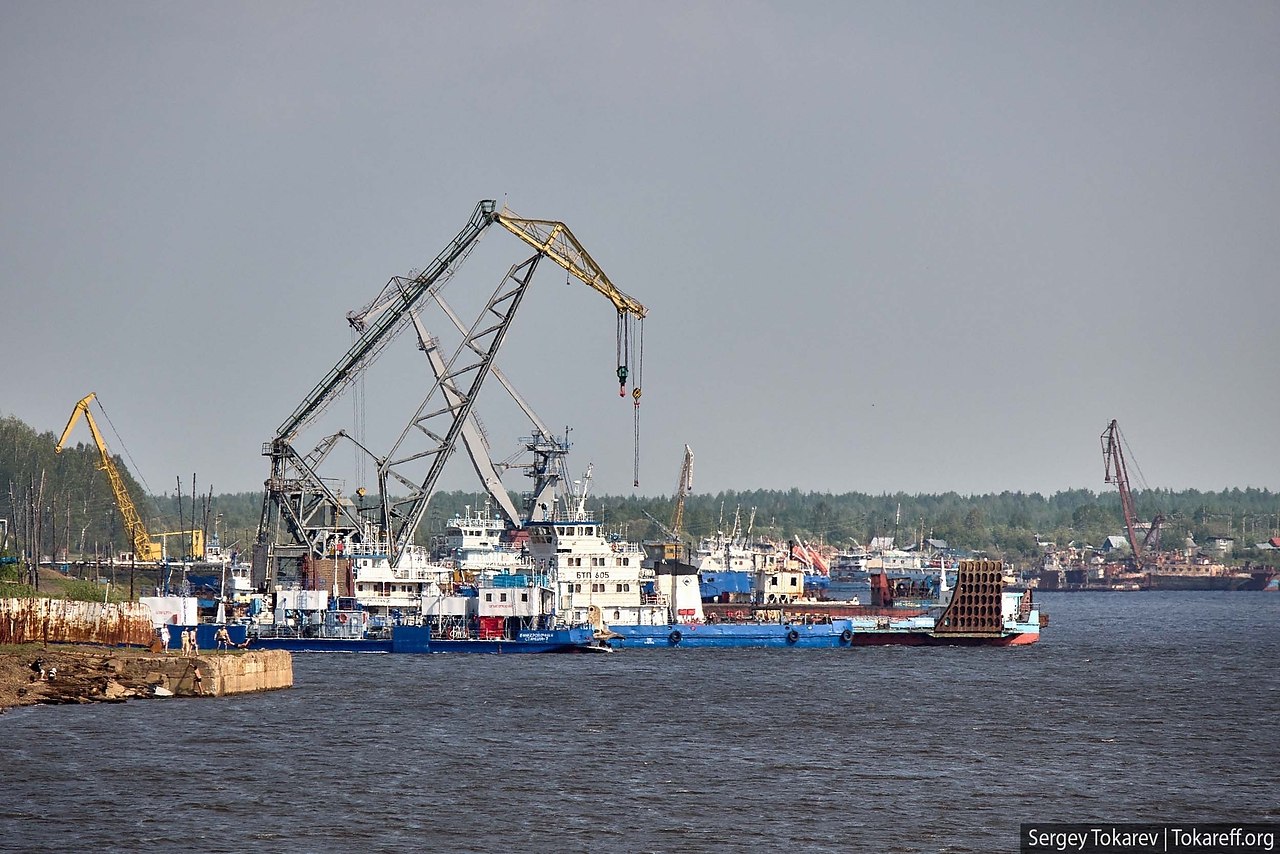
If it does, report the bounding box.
[587,527,595,536]
[521,593,528,602]
[573,583,582,593]
[500,592,508,602]
[770,577,778,587]
[485,593,493,602]
[790,576,798,587]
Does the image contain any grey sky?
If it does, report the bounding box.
[3,2,1277,501]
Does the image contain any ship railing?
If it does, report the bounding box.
[253,624,297,639]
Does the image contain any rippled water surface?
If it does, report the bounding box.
[3,592,1277,853]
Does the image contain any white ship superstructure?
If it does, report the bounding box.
[348,542,453,618]
[526,513,671,627]
[439,503,533,576]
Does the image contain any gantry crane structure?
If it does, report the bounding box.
[55,393,164,563]
[256,200,647,575]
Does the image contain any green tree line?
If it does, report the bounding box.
[3,413,1276,569]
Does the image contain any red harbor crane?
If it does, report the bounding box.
[1100,419,1166,566]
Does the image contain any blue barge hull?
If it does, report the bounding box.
[608,620,856,649]
[241,625,599,654]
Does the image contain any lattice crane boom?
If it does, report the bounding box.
[258,200,649,569]
[1101,419,1143,561]
[494,211,647,319]
[55,393,163,562]
[274,200,498,444]
[671,444,694,540]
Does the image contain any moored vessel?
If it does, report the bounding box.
[844,559,1043,645]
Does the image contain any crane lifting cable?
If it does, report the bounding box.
[630,315,644,486]
[493,208,646,396]
[494,208,648,486]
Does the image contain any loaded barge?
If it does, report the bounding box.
[534,503,1044,649]
[243,625,600,654]
[691,559,1043,647]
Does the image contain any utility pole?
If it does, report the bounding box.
[33,470,46,590]
[108,507,117,589]
[176,476,184,560]
[191,473,198,558]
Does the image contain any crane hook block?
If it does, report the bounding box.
[616,364,629,396]
[632,387,642,402]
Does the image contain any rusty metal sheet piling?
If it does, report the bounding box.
[0,598,155,646]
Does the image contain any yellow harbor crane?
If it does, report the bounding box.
[671,444,694,542]
[55,393,164,563]
[646,445,694,562]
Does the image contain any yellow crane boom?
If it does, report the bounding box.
[55,393,163,562]
[494,211,648,318]
[671,444,694,540]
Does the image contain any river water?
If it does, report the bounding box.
[2,591,1277,853]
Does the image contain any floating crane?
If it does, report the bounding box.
[55,393,163,563]
[1100,419,1166,565]
[258,200,647,571]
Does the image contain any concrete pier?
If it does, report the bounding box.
[1,647,294,709]
[120,650,294,698]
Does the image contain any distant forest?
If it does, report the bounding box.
[3,413,1277,570]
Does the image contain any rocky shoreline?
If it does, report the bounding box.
[0,645,292,711]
